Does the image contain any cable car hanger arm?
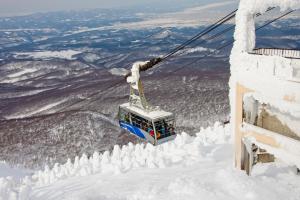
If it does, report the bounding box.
[124,57,162,78]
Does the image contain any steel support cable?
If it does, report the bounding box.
[172,25,235,59]
[47,28,172,109]
[170,9,294,75]
[165,9,294,125]
[53,10,240,112]
[83,13,237,108]
[161,9,237,58]
[35,28,176,114]
[66,8,294,123]
[161,9,237,61]
[7,9,291,127]
[123,10,239,78]
[59,8,284,112]
[172,7,275,59]
[1,12,240,127]
[143,7,275,70]
[103,27,173,69]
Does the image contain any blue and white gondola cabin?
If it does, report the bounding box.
[118,103,176,145]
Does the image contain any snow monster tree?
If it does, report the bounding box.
[229,0,300,175]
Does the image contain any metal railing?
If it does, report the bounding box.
[250,48,300,59]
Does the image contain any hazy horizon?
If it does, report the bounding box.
[0,0,231,17]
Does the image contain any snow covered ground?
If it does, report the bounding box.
[14,50,81,60]
[109,68,130,76]
[1,123,299,200]
[0,162,32,180]
[6,99,67,119]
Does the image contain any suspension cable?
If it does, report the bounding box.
[9,8,293,124]
[161,9,237,61]
[80,8,289,112]
[54,10,240,112]
[173,7,275,59]
[170,9,294,75]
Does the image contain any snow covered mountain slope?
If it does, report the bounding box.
[1,123,299,200]
[0,59,229,168]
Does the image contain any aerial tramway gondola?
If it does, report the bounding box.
[116,7,278,145]
[118,61,176,145]
[117,9,243,145]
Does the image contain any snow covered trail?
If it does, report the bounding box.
[25,123,300,200]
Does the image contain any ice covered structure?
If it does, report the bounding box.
[229,0,300,174]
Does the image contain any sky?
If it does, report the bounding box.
[0,0,218,16]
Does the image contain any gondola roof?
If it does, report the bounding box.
[120,103,174,121]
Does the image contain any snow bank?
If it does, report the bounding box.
[0,177,33,200]
[0,162,32,200]
[0,123,230,199]
[33,122,231,186]
[30,123,300,200]
[0,177,18,200]
[3,123,300,200]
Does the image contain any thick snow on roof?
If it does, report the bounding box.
[120,103,174,121]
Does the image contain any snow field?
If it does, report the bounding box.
[0,122,230,200]
[0,176,32,200]
[1,122,299,200]
[109,68,129,76]
[0,162,33,200]
[30,122,300,200]
[14,50,81,60]
[34,122,231,186]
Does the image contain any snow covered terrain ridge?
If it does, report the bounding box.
[1,123,300,200]
[14,50,81,60]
